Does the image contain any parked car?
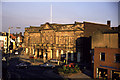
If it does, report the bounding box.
[49,59,58,63]
[15,51,19,55]
[16,63,28,69]
[48,59,63,65]
[39,63,55,68]
[29,56,35,59]
[13,50,19,55]
[2,57,6,61]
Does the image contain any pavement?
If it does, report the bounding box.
[59,71,92,79]
[68,72,91,79]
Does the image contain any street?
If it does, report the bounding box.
[6,56,63,80]
[2,48,92,80]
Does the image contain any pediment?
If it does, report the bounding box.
[74,24,84,31]
[41,23,53,30]
[44,24,51,29]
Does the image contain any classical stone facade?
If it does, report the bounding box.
[24,22,84,61]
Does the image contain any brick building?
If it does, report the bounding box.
[76,21,110,65]
[16,32,24,47]
[93,28,120,79]
[0,32,8,53]
[92,29,119,49]
[94,48,120,79]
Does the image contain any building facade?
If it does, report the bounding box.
[16,32,24,47]
[92,30,119,49]
[94,48,120,79]
[24,21,111,63]
[92,28,120,79]
[0,32,8,53]
[24,22,84,61]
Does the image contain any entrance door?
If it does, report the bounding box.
[61,54,66,62]
[68,53,71,62]
[37,49,39,58]
[50,49,53,59]
[40,49,43,59]
[112,70,120,80]
[45,49,48,60]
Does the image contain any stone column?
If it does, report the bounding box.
[26,48,28,54]
[47,49,51,60]
[50,49,52,59]
[43,49,46,63]
[61,50,63,54]
[34,49,37,57]
[39,49,41,56]
[56,49,59,59]
[52,49,56,59]
[30,47,31,55]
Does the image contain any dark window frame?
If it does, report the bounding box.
[100,52,105,61]
[115,54,120,63]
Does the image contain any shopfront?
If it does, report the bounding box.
[112,70,120,80]
[97,68,108,79]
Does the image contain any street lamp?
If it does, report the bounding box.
[8,27,13,53]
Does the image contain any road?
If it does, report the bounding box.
[2,48,92,80]
[6,56,63,80]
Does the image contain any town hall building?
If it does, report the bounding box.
[24,21,110,63]
[24,21,84,62]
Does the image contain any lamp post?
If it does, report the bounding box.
[8,27,12,54]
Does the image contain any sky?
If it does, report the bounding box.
[2,2,118,34]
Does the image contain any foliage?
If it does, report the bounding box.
[58,64,81,74]
[63,65,66,71]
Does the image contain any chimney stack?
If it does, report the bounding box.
[107,20,111,27]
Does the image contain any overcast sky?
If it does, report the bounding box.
[2,2,118,34]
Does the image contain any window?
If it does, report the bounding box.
[115,54,120,63]
[100,52,105,61]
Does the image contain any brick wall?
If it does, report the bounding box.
[94,48,120,78]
